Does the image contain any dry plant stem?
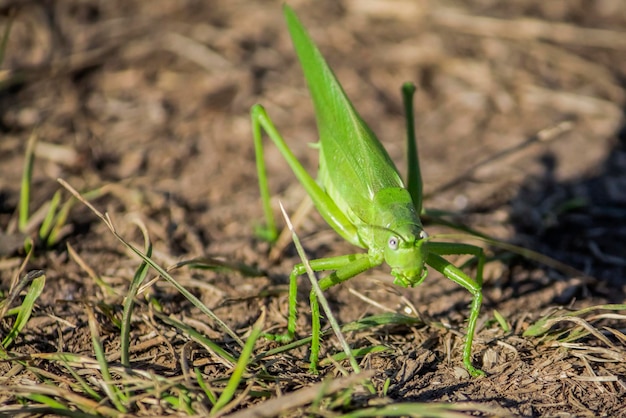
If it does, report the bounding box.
[0,249,35,321]
[224,370,375,418]
[269,196,314,262]
[279,202,361,375]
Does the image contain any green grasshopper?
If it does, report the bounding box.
[251,5,485,377]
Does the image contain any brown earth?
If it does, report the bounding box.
[1,0,625,416]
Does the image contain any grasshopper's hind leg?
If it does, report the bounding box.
[250,104,360,244]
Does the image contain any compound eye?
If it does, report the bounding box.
[419,230,429,240]
[388,236,399,250]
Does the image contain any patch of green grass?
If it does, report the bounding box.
[0,269,45,351]
[17,130,81,251]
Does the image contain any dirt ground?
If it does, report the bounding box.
[1,0,626,416]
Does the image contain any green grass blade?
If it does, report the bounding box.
[154,311,237,365]
[210,310,265,414]
[493,309,511,333]
[0,10,14,66]
[25,393,67,409]
[120,240,152,367]
[19,130,38,232]
[319,345,391,367]
[2,270,45,349]
[123,230,243,344]
[58,356,103,401]
[85,305,128,413]
[254,334,313,360]
[46,195,76,246]
[340,312,422,332]
[195,366,218,405]
[39,190,61,241]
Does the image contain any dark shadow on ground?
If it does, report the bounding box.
[507,113,626,301]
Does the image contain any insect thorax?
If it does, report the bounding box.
[357,187,424,251]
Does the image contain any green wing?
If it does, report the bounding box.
[284,5,404,225]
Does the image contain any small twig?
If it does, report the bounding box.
[426,121,573,198]
[348,288,395,313]
[162,32,233,72]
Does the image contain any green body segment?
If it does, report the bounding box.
[284,7,423,249]
[251,4,485,377]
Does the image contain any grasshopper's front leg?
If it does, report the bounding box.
[311,255,384,372]
[296,254,380,373]
[264,253,379,372]
[426,242,485,377]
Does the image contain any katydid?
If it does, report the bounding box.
[251,5,485,377]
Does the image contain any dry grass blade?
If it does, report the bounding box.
[67,242,116,296]
[172,256,265,277]
[425,121,573,199]
[433,233,590,280]
[431,9,626,49]
[279,201,362,375]
[0,384,120,417]
[210,309,266,416]
[18,129,38,233]
[162,32,233,71]
[224,370,375,418]
[524,304,626,338]
[339,401,507,417]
